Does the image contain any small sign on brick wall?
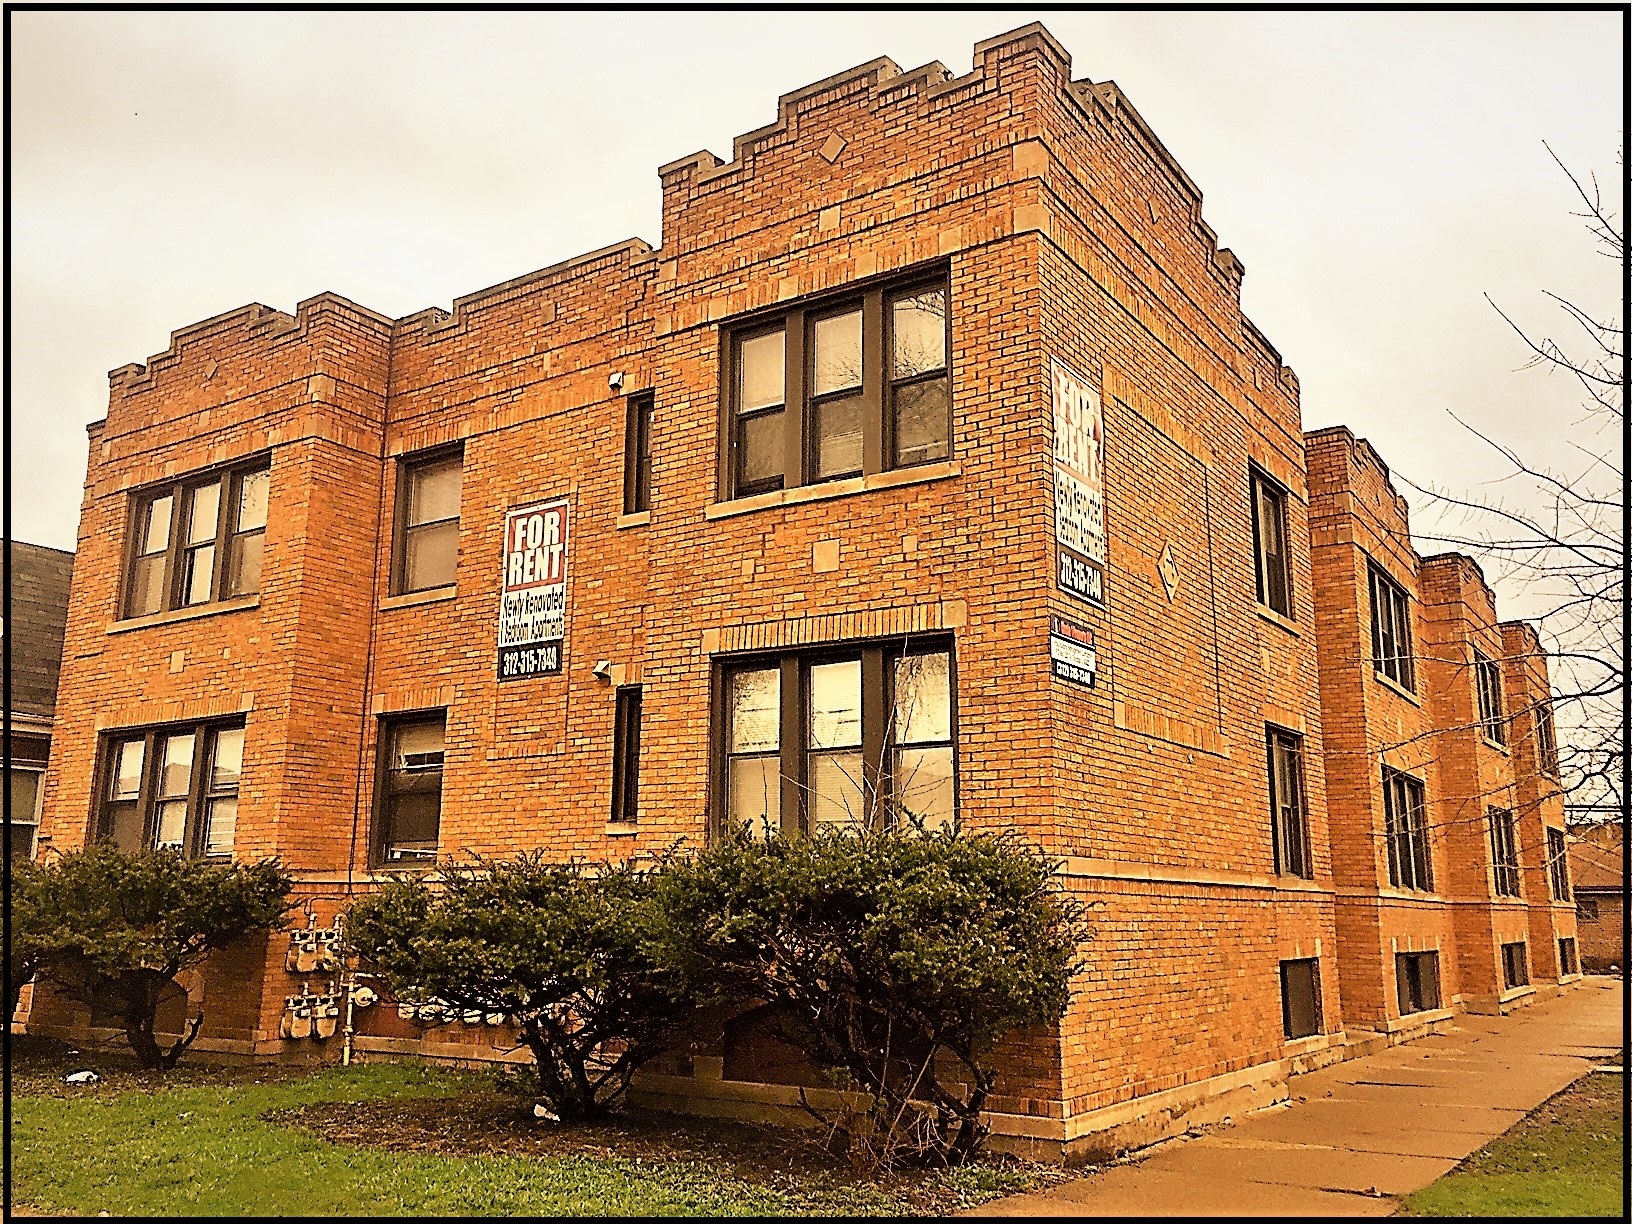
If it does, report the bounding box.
[1049,615,1097,688]
[1050,358,1107,607]
[497,497,569,681]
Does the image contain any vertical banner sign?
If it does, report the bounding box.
[497,498,569,681]
[1049,616,1098,688]
[1051,358,1107,606]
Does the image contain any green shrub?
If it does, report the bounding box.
[346,853,695,1122]
[17,845,294,1068]
[655,825,1086,1168]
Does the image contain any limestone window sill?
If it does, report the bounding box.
[616,511,651,530]
[605,822,639,837]
[380,586,456,612]
[1382,1006,1453,1034]
[1255,604,1301,638]
[1373,670,1424,708]
[1498,984,1537,1004]
[109,595,260,634]
[1480,735,1511,757]
[704,461,961,521]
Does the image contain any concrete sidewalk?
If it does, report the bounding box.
[968,978,1623,1217]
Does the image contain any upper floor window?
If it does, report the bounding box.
[374,713,446,864]
[1474,650,1506,746]
[1249,469,1292,617]
[720,641,955,837]
[1546,827,1571,900]
[1488,807,1521,897]
[125,462,269,618]
[623,393,654,515]
[723,275,950,500]
[1266,726,1312,879]
[97,720,244,858]
[1534,701,1560,776]
[394,450,462,594]
[1368,563,1415,691]
[1382,766,1432,892]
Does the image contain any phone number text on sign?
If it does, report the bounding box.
[497,498,568,681]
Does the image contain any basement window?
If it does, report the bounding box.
[1500,941,1529,990]
[1559,937,1578,975]
[124,461,270,618]
[1279,958,1322,1039]
[1396,951,1441,1015]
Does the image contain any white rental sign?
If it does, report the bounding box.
[1051,358,1106,606]
[497,497,569,681]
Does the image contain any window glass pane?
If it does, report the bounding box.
[187,482,220,545]
[895,746,954,832]
[809,751,865,828]
[112,739,146,801]
[154,800,188,850]
[894,652,951,745]
[737,331,785,413]
[211,728,244,790]
[392,720,446,768]
[385,792,441,859]
[729,669,780,753]
[728,756,781,836]
[10,822,36,861]
[407,460,462,527]
[405,520,460,590]
[809,659,862,749]
[891,288,947,379]
[813,395,865,480]
[8,769,43,824]
[105,802,144,853]
[204,797,237,856]
[226,532,263,597]
[811,310,862,397]
[129,555,167,616]
[160,734,196,799]
[183,544,215,605]
[892,377,950,466]
[142,495,173,554]
[236,468,270,532]
[739,409,784,490]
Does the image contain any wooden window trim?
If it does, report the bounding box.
[623,393,654,515]
[1474,651,1506,746]
[1488,807,1521,897]
[93,719,245,858]
[1382,766,1432,892]
[1396,950,1441,1015]
[1367,561,1416,692]
[122,459,270,620]
[1279,957,1322,1039]
[1249,467,1293,618]
[371,711,448,867]
[1266,726,1312,879]
[392,447,464,596]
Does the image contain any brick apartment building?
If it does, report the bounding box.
[26,24,1579,1158]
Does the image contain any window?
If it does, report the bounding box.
[723,275,950,500]
[6,736,49,862]
[1474,650,1506,745]
[1382,767,1432,891]
[1501,941,1529,990]
[719,642,955,837]
[1559,937,1579,976]
[1577,896,1599,921]
[610,686,642,824]
[1546,827,1571,900]
[623,393,654,514]
[1396,951,1441,1015]
[1368,563,1415,691]
[1489,808,1521,897]
[374,714,446,864]
[124,462,269,617]
[394,451,462,594]
[1249,470,1292,617]
[96,721,244,857]
[1534,701,1559,776]
[1280,958,1322,1039]
[1266,727,1312,878]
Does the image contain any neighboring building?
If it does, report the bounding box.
[27,24,1578,1159]
[6,541,75,862]
[1568,822,1624,973]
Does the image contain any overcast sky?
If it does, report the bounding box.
[8,8,1624,606]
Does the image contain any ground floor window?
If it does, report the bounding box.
[97,720,244,857]
[6,735,48,861]
[719,639,955,837]
[1559,937,1579,976]
[1280,958,1322,1039]
[375,713,446,864]
[1396,950,1441,1015]
[1501,941,1529,990]
[1576,897,1599,921]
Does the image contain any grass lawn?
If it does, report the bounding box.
[9,1041,1059,1216]
[1400,1070,1625,1217]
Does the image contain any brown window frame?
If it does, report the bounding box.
[1266,726,1312,879]
[1488,807,1521,897]
[391,447,464,596]
[610,685,642,824]
[372,711,447,867]
[1558,936,1578,975]
[623,392,654,515]
[1382,766,1432,892]
[1396,950,1441,1015]
[720,269,951,502]
[1500,940,1529,990]
[1474,650,1506,746]
[1368,562,1415,691]
[713,639,957,838]
[1279,958,1322,1039]
[94,719,246,859]
[6,736,50,862]
[122,460,270,619]
[1533,700,1560,776]
[1249,468,1293,618]
[1546,826,1571,900]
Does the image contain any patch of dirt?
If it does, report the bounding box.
[8,1032,312,1099]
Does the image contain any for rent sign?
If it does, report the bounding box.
[1051,358,1106,607]
[497,498,569,681]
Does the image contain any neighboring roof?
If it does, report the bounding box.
[5,541,75,718]
[1566,821,1625,893]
